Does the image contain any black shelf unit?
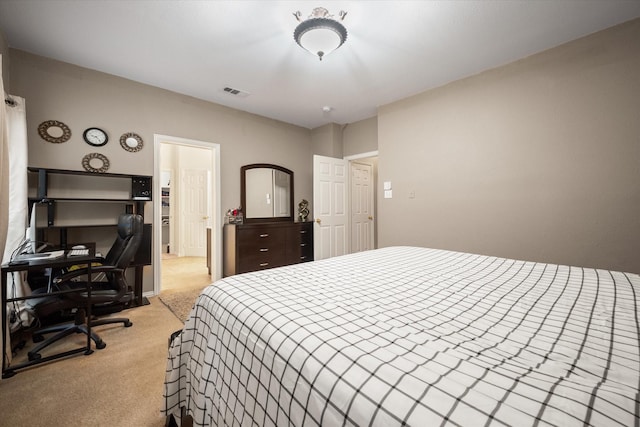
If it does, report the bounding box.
[27,167,152,306]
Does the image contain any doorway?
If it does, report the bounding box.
[313,151,378,261]
[153,135,221,296]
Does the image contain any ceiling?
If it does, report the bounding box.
[1,1,640,129]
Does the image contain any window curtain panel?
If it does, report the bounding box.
[0,55,9,369]
[1,55,31,367]
[1,95,28,268]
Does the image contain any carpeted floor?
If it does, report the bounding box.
[0,297,184,426]
[158,286,206,322]
[159,255,210,322]
[160,256,211,293]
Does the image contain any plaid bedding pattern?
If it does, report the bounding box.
[164,246,640,426]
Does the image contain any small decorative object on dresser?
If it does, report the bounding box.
[298,199,309,222]
[225,208,243,224]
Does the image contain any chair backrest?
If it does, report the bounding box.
[103,213,144,269]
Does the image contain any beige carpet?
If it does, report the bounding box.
[161,256,211,293]
[159,255,210,322]
[158,287,206,322]
[0,297,183,427]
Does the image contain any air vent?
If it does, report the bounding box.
[223,86,250,97]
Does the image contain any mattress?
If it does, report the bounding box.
[163,246,640,426]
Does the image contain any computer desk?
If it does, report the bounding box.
[1,247,100,378]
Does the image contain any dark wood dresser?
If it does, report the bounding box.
[223,221,313,276]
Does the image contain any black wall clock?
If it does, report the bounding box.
[83,127,108,146]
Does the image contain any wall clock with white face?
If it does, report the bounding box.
[83,127,108,147]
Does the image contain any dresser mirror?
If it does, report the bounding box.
[241,163,294,223]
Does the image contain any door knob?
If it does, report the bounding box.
[202,216,209,220]
[368,216,373,220]
[316,218,321,224]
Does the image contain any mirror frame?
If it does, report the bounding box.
[241,163,294,223]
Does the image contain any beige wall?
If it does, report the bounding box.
[343,116,377,157]
[311,123,343,158]
[378,19,640,274]
[9,49,313,290]
[6,17,640,283]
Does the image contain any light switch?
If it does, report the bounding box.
[383,181,392,191]
[384,189,393,199]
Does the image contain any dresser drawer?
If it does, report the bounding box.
[298,223,313,263]
[237,228,285,251]
[224,222,314,276]
[236,227,286,272]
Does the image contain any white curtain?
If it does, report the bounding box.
[1,96,28,268]
[1,54,31,367]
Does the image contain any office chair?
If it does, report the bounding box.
[25,213,143,361]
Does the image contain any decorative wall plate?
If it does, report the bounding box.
[38,120,72,143]
[119,132,143,152]
[82,152,110,173]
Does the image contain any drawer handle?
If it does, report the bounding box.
[300,256,306,260]
[300,230,307,234]
[259,248,269,252]
[259,262,269,267]
[259,234,269,238]
[300,243,307,247]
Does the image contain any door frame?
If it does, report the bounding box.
[344,150,378,252]
[153,134,221,296]
[313,151,379,260]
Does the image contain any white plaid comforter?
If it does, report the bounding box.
[164,246,640,426]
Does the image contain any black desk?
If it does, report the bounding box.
[1,249,100,378]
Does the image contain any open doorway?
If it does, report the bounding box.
[153,135,221,296]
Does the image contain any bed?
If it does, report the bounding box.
[163,246,640,426]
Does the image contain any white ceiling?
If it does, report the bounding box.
[1,1,640,129]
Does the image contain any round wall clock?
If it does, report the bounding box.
[38,120,72,143]
[82,152,110,173]
[119,132,143,152]
[83,127,108,147]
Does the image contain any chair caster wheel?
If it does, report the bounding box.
[96,341,106,350]
[27,352,41,361]
[32,334,44,343]
[125,321,133,327]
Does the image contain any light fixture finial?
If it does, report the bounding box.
[293,7,348,61]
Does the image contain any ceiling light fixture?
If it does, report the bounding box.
[293,7,347,61]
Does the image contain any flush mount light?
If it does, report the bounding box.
[293,7,347,61]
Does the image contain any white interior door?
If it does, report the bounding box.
[313,155,348,260]
[181,168,208,256]
[351,161,374,252]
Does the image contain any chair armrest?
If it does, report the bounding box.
[53,265,124,284]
